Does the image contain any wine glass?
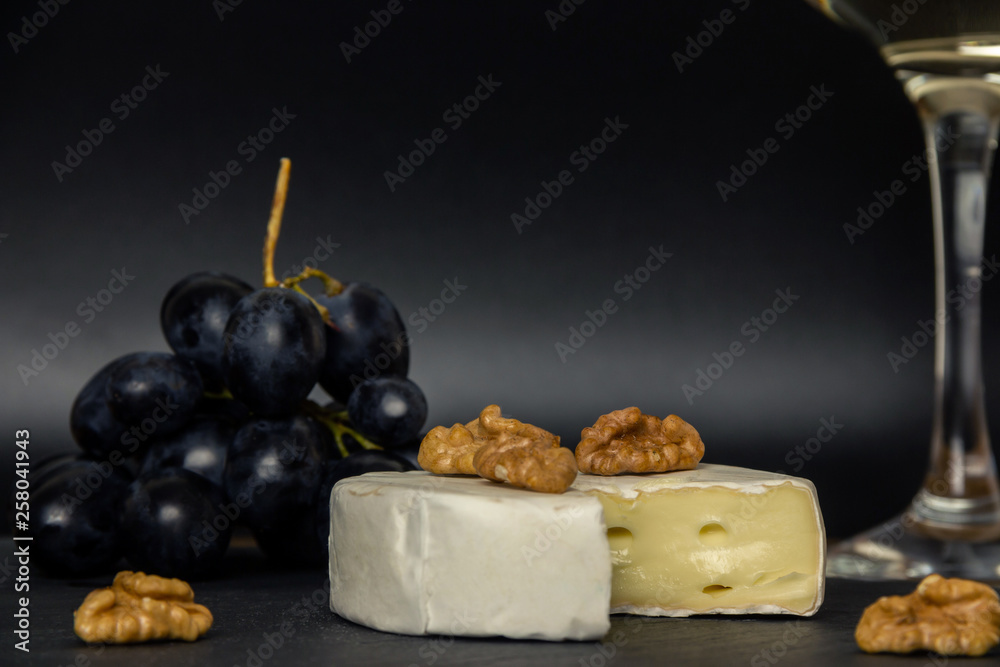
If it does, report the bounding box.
[807,0,1000,580]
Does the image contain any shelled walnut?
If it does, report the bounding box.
[417,417,482,474]
[418,404,560,474]
[855,574,1000,656]
[418,405,576,492]
[473,432,578,494]
[74,571,213,644]
[575,407,704,475]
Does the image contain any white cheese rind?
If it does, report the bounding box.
[572,464,826,617]
[329,471,612,641]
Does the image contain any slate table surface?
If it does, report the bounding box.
[6,536,991,667]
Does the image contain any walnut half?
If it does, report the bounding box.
[418,404,561,475]
[473,432,578,494]
[855,574,1000,656]
[417,418,482,475]
[418,405,576,493]
[74,571,213,644]
[575,407,704,475]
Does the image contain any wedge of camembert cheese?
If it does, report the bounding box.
[328,471,612,641]
[572,463,826,617]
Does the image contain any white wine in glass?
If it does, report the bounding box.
[809,0,1000,580]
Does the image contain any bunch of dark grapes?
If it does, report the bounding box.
[22,159,423,579]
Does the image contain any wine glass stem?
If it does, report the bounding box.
[911,103,1000,539]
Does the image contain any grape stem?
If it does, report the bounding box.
[302,400,383,457]
[283,267,343,298]
[262,158,291,288]
[202,388,234,400]
[260,158,344,323]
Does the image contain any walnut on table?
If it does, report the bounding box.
[418,404,577,493]
[74,571,213,644]
[575,407,704,475]
[855,574,1000,656]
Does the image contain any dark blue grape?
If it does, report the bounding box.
[31,452,84,486]
[315,282,409,403]
[106,352,203,435]
[123,469,231,580]
[347,377,427,447]
[161,272,253,390]
[194,396,251,425]
[32,451,137,492]
[224,415,334,566]
[222,288,325,417]
[140,416,233,487]
[315,450,415,554]
[70,354,141,458]
[26,460,131,577]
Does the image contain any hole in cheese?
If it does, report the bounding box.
[606,527,633,564]
[702,585,733,597]
[698,522,728,546]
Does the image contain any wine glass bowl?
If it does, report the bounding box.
[807,0,1000,580]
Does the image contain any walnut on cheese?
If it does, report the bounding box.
[855,574,1000,656]
[575,407,705,475]
[74,571,213,644]
[418,404,577,493]
[473,432,578,494]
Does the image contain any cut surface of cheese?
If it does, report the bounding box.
[572,464,825,617]
[328,471,611,641]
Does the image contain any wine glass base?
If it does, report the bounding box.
[827,514,1000,582]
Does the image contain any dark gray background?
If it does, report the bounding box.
[2,0,998,540]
